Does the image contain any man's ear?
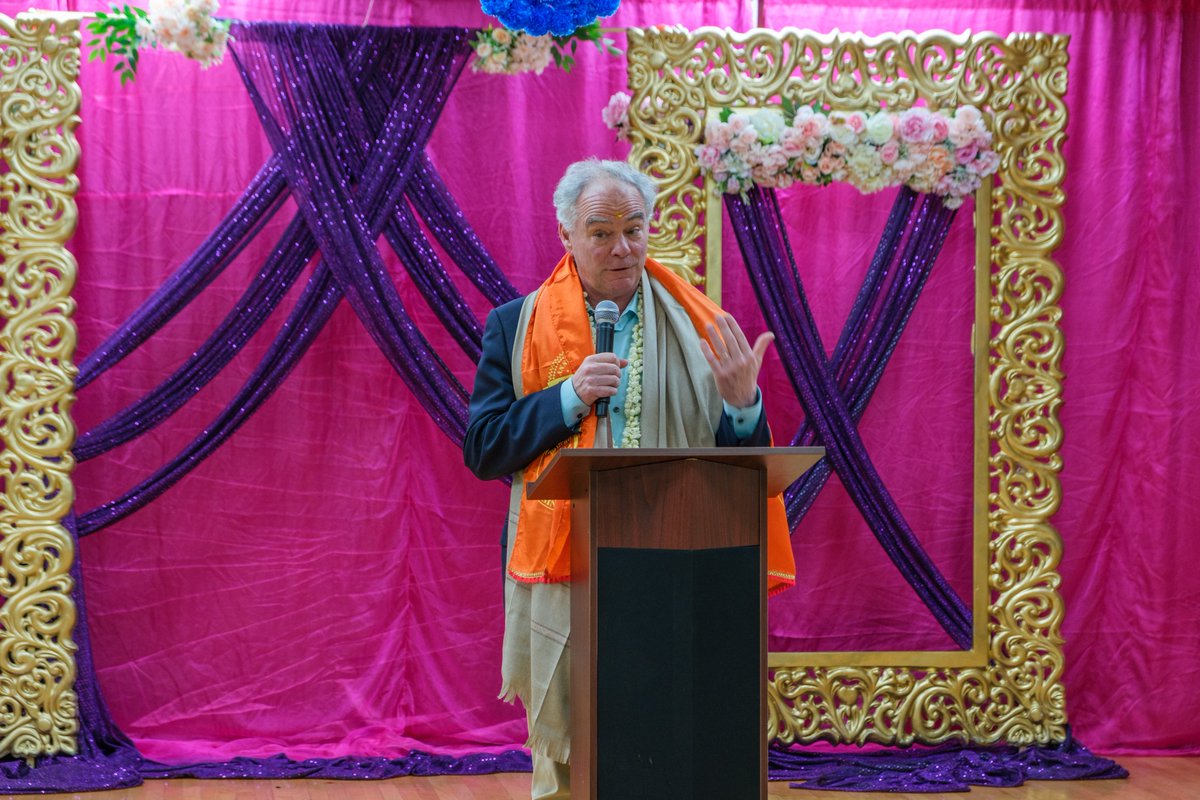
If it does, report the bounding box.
[557,222,572,252]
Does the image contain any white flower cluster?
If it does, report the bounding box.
[136,0,230,69]
[620,315,644,449]
[471,27,554,75]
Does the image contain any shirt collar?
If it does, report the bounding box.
[586,288,640,330]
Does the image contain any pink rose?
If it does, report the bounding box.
[779,128,807,158]
[761,144,789,172]
[825,141,847,158]
[898,108,936,143]
[753,164,781,186]
[955,106,982,128]
[947,117,976,148]
[796,118,825,141]
[950,106,988,147]
[975,149,1001,176]
[879,141,900,165]
[799,164,819,183]
[932,116,949,141]
[695,144,722,170]
[955,141,979,165]
[706,122,733,151]
[844,111,867,134]
[729,128,758,156]
[602,92,631,130]
[727,115,751,136]
[817,154,838,174]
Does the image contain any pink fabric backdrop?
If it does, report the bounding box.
[25,0,1197,762]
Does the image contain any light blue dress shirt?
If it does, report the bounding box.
[558,290,763,444]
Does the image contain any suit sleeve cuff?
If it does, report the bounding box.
[560,378,590,428]
[723,389,763,440]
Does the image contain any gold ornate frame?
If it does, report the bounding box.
[625,27,1069,746]
[0,13,82,759]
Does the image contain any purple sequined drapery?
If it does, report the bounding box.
[768,735,1127,792]
[726,187,973,649]
[74,161,290,389]
[73,154,516,463]
[232,25,473,439]
[75,25,519,533]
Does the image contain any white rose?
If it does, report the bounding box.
[749,110,786,144]
[847,146,882,179]
[866,112,894,146]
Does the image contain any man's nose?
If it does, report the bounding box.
[612,235,631,256]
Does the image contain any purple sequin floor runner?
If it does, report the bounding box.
[768,731,1127,792]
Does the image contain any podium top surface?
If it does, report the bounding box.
[526,447,824,500]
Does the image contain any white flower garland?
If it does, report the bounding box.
[588,304,644,448]
[620,315,644,448]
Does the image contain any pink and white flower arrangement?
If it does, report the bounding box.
[603,91,632,141]
[471,27,555,75]
[696,103,998,208]
[136,0,230,69]
[472,21,620,76]
[87,0,230,81]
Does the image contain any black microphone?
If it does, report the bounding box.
[593,300,619,418]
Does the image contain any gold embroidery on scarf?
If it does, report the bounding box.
[546,351,570,385]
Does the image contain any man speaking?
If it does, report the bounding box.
[463,159,795,799]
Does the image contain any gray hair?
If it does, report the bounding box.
[552,159,657,228]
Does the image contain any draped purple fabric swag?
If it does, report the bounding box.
[726,187,972,649]
[75,24,517,535]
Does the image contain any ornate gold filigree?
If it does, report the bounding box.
[0,12,82,759]
[628,27,1069,745]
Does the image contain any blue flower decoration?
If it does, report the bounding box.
[481,0,620,37]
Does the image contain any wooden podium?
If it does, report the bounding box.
[527,447,823,800]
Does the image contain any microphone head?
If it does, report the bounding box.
[594,300,620,327]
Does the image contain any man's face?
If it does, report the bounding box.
[558,180,649,311]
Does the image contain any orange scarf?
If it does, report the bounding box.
[510,254,795,596]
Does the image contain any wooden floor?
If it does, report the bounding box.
[9,757,1196,800]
